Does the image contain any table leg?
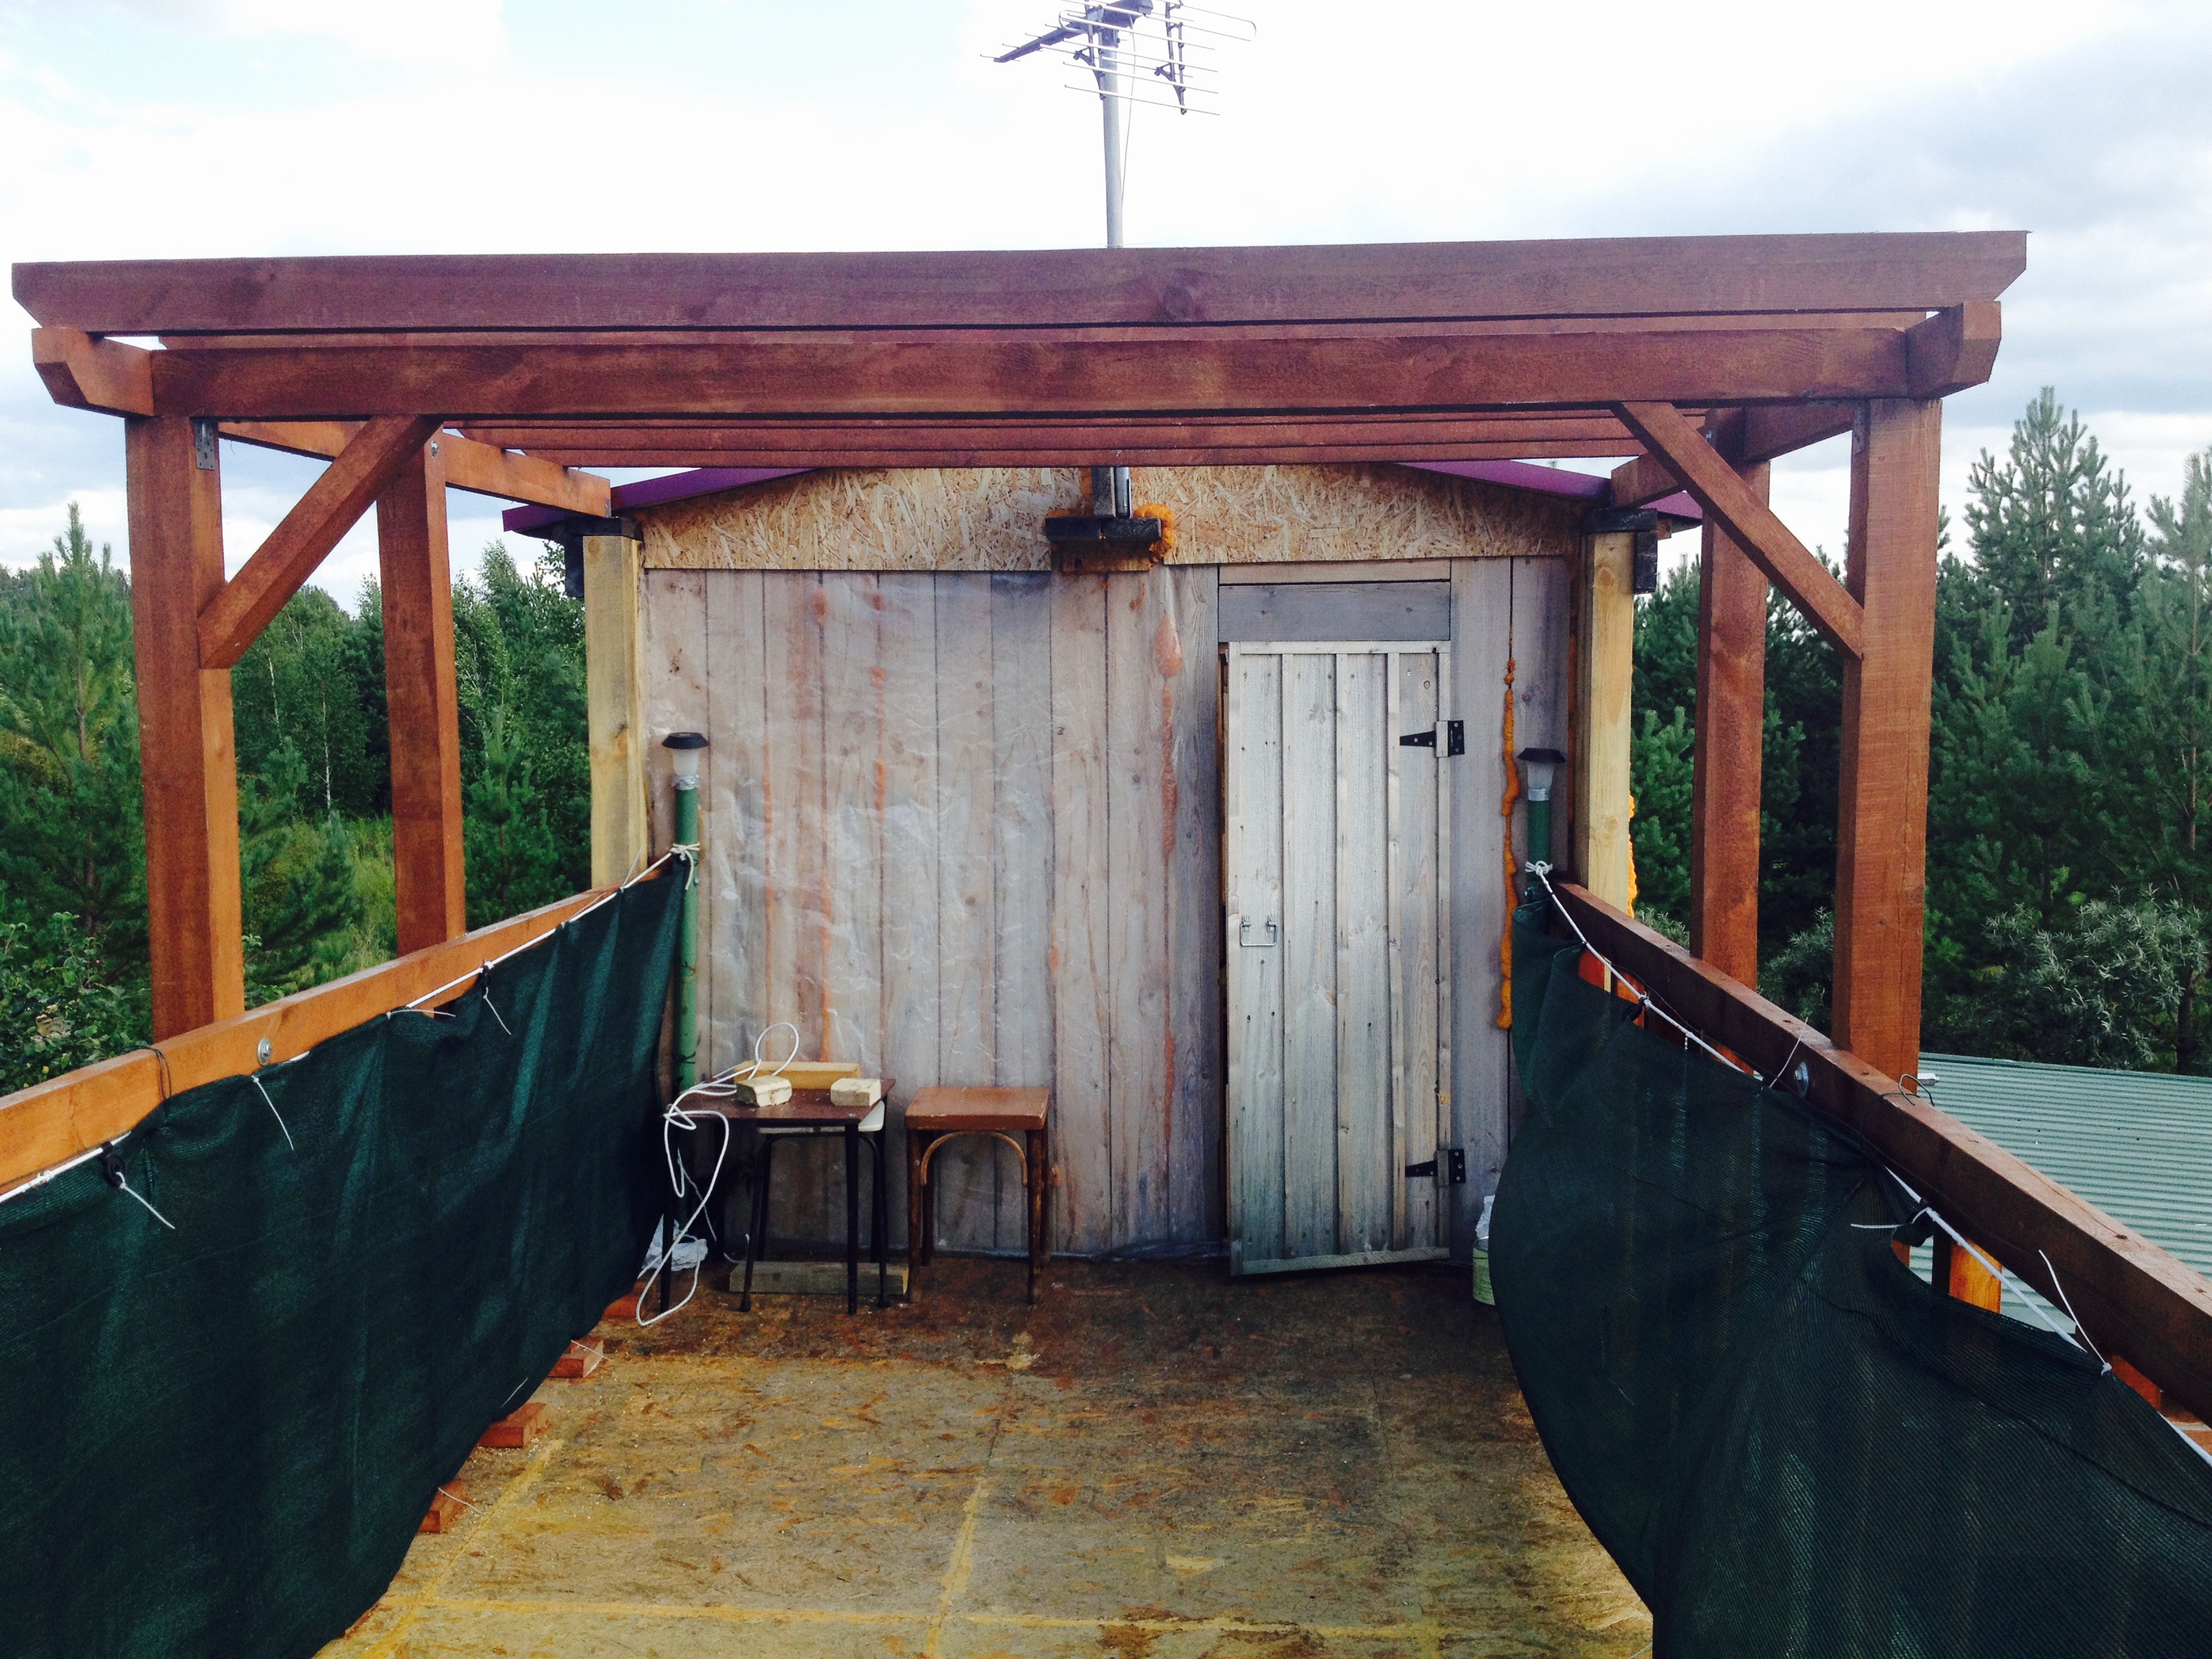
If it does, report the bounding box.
[906,1130,926,1303]
[658,1212,673,1313]
[741,1137,772,1313]
[1027,1128,1046,1305]
[871,1133,888,1309]
[845,1122,860,1315]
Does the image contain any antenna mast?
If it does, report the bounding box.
[995,2,1254,516]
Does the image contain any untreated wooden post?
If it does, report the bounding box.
[1833,399,1942,1079]
[583,527,648,886]
[126,415,245,1037]
[378,440,467,952]
[1689,417,1770,984]
[1573,529,1636,908]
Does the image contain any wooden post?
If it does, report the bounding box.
[1573,530,1636,909]
[378,441,467,953]
[584,530,649,887]
[1689,419,1771,985]
[1833,399,1942,1079]
[126,416,245,1037]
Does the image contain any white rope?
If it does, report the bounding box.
[1525,864,1761,1082]
[405,851,685,1013]
[480,986,512,1038]
[669,843,700,888]
[0,1142,108,1209]
[106,1155,176,1231]
[247,1073,295,1152]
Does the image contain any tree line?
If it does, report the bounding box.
[0,523,589,1093]
[1632,390,2212,1072]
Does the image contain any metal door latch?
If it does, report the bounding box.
[1238,916,1279,948]
[1398,721,1465,756]
[1404,1148,1467,1184]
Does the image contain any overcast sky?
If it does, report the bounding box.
[3,0,2209,601]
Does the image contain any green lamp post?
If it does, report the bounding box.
[663,731,710,1091]
[1517,747,1565,888]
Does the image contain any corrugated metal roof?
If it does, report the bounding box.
[1919,1052,2212,1286]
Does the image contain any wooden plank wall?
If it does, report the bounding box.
[642,565,1221,1256]
[1449,557,1570,1246]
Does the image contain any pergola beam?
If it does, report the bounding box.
[1614,400,1865,657]
[33,327,152,415]
[146,325,1929,422]
[220,419,611,514]
[12,232,2027,333]
[198,414,440,670]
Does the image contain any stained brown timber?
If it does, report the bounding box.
[0,880,655,1195]
[220,419,612,514]
[1552,880,2212,1427]
[14,232,2026,333]
[147,326,1925,422]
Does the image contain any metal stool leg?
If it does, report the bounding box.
[870,1133,888,1309]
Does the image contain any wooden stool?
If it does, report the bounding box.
[905,1087,1050,1303]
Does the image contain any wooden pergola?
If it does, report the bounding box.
[13,231,2212,1419]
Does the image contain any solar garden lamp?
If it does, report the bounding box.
[1517,747,1566,879]
[663,732,709,1090]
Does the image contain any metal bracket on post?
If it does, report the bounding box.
[192,418,218,471]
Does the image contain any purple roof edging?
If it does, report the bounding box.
[499,460,1701,536]
[1402,457,1608,499]
[501,466,809,533]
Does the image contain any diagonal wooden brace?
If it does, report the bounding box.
[197,413,441,670]
[1614,399,1865,659]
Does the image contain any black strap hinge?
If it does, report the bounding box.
[1398,721,1465,755]
[1405,1149,1467,1184]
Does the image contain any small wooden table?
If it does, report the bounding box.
[686,1084,893,1313]
[905,1086,1050,1304]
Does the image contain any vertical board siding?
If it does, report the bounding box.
[1225,649,1286,1263]
[1166,567,1224,1242]
[760,572,834,1239]
[703,571,768,1076]
[1280,651,1340,1258]
[1397,650,1443,1253]
[1336,653,1392,1256]
[1106,569,1174,1248]
[932,573,1001,1250]
[876,571,940,1245]
[992,573,1056,1249]
[1050,575,1114,1255]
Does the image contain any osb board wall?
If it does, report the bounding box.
[638,555,1570,1261]
[639,565,1222,1257]
[638,464,1583,573]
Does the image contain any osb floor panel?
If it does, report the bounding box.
[323,1259,1650,1659]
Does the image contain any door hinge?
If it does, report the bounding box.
[1404,1149,1467,1185]
[1398,721,1465,755]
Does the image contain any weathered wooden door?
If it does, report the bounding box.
[1225,641,1454,1275]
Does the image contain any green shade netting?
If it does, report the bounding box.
[0,869,682,1659]
[1497,903,2212,1658]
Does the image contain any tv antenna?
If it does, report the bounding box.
[996,1,1254,523]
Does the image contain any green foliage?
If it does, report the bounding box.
[1629,705,1693,928]
[0,911,142,1090]
[0,512,588,1086]
[1633,390,2212,1072]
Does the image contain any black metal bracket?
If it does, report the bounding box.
[1400,721,1466,756]
[1043,514,1165,548]
[1405,1149,1467,1185]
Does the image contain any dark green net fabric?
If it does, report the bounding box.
[1496,904,2212,1658]
[0,871,681,1659]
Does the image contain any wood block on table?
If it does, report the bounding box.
[480,1400,546,1449]
[552,1337,605,1379]
[419,1481,469,1534]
